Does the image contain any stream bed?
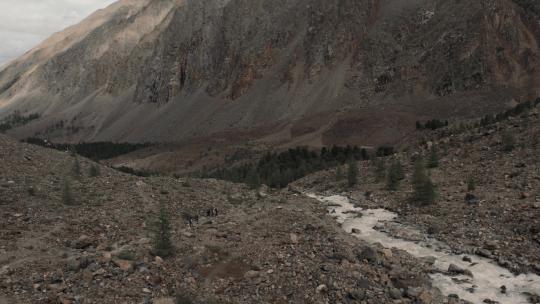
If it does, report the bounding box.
[308,194,540,304]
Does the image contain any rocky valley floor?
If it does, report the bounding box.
[0,134,471,304]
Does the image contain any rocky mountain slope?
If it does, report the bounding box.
[0,0,539,147]
[0,134,463,304]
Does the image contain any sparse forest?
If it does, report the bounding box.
[202,145,373,188]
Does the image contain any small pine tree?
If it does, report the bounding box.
[89,164,100,177]
[247,168,261,190]
[336,166,345,181]
[412,160,436,205]
[467,176,476,192]
[502,131,515,152]
[428,146,439,168]
[375,158,386,182]
[394,160,405,180]
[347,160,358,187]
[386,162,401,191]
[62,178,74,205]
[72,157,81,177]
[153,207,174,258]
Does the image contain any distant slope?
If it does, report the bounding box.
[0,0,539,146]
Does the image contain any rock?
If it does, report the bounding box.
[347,290,366,300]
[66,258,81,272]
[462,256,472,263]
[389,287,402,299]
[154,256,164,266]
[142,288,151,294]
[101,252,112,263]
[476,248,493,258]
[484,240,499,250]
[316,284,327,293]
[521,192,531,199]
[351,228,361,234]
[182,232,195,238]
[448,264,473,277]
[153,297,175,304]
[290,233,299,244]
[415,288,433,304]
[382,248,393,258]
[500,285,507,294]
[358,247,379,263]
[244,270,259,279]
[112,259,134,272]
[465,193,479,204]
[74,235,93,249]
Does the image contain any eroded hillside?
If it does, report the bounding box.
[0,0,538,147]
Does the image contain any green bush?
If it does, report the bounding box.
[374,159,386,182]
[412,160,436,205]
[347,160,359,187]
[62,179,74,205]
[72,157,81,177]
[89,164,101,177]
[428,147,439,168]
[153,207,175,258]
[335,167,345,181]
[467,176,476,191]
[502,131,515,152]
[386,160,403,191]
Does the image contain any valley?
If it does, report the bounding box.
[1,0,540,303]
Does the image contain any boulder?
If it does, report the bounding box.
[153,298,175,304]
[112,259,134,272]
[465,193,479,204]
[448,264,473,277]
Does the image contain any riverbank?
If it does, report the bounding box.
[307,193,540,304]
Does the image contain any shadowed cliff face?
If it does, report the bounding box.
[0,0,538,145]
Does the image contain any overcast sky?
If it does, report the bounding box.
[0,0,117,67]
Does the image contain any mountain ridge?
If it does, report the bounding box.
[0,0,539,147]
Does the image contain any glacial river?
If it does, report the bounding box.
[308,194,540,304]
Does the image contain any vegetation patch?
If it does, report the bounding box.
[201,146,372,188]
[23,138,152,161]
[0,111,40,133]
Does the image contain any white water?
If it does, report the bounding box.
[308,194,540,304]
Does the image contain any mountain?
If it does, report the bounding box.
[0,0,539,147]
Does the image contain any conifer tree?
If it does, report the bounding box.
[62,178,74,205]
[412,160,436,205]
[89,164,100,177]
[153,206,174,258]
[347,160,358,187]
[375,158,386,182]
[428,146,439,168]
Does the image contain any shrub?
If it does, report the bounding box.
[89,164,100,177]
[117,249,136,261]
[502,131,515,152]
[72,157,81,177]
[428,146,439,168]
[347,160,359,187]
[376,146,395,157]
[412,160,436,205]
[62,179,74,205]
[467,176,476,191]
[374,158,386,182]
[246,168,261,190]
[153,207,174,258]
[386,161,403,191]
[335,166,345,181]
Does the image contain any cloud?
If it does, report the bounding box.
[0,0,117,66]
